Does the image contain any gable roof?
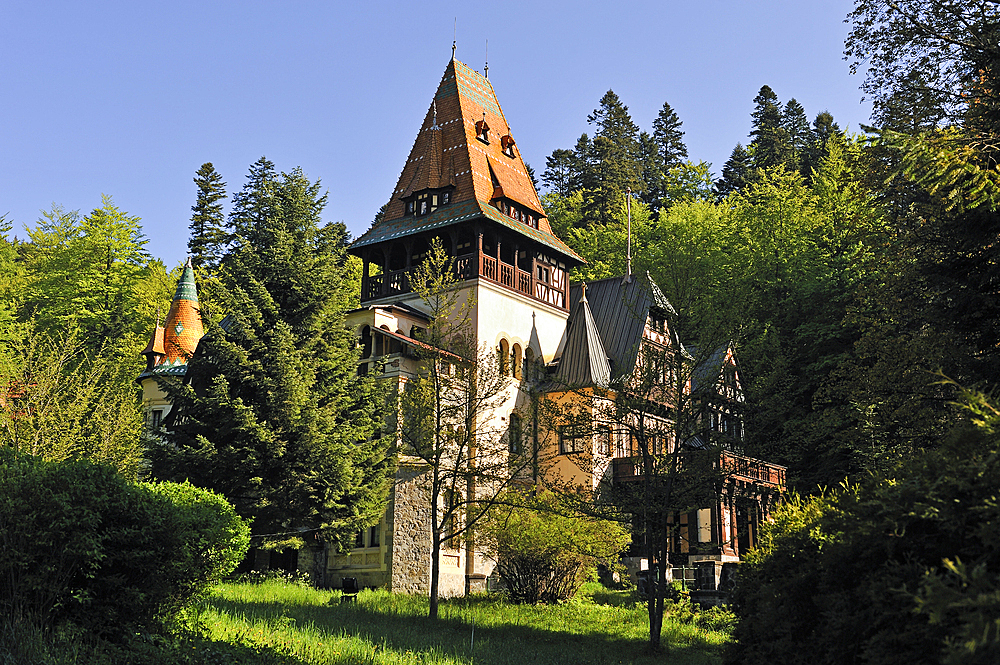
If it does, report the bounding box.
[562,272,676,384]
[350,58,581,264]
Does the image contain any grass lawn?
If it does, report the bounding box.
[199,579,729,665]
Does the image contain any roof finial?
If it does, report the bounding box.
[432,100,438,128]
[452,18,457,60]
[484,38,488,79]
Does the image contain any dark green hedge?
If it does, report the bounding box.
[0,449,250,636]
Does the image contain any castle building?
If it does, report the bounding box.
[139,57,784,595]
[333,57,785,595]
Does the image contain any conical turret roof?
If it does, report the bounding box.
[351,58,581,264]
[139,258,204,379]
[555,283,611,388]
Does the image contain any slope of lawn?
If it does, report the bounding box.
[200,578,730,665]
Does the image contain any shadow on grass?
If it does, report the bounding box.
[205,591,722,665]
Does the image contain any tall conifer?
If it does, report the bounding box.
[153,158,393,547]
[651,101,688,167]
[187,163,228,272]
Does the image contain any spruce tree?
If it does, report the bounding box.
[638,131,665,210]
[651,101,688,167]
[541,148,580,196]
[579,90,643,224]
[152,158,393,547]
[188,163,228,272]
[781,99,811,171]
[802,111,842,175]
[749,85,793,170]
[714,144,752,198]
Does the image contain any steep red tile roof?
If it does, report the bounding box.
[352,58,581,263]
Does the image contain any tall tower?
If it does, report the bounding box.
[138,258,204,428]
[336,58,584,596]
[349,58,582,364]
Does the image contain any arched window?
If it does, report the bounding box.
[511,344,522,379]
[498,339,509,376]
[509,413,522,455]
[523,348,535,382]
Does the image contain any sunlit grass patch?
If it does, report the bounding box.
[202,579,728,664]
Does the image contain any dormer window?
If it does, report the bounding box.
[501,134,516,158]
[476,117,490,144]
[405,188,453,217]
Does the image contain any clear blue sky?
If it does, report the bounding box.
[2,1,871,269]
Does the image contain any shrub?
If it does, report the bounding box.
[0,450,250,636]
[481,492,630,604]
[727,389,1000,665]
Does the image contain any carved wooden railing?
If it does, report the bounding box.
[481,254,498,281]
[612,451,786,489]
[721,452,786,488]
[499,262,515,289]
[364,250,568,311]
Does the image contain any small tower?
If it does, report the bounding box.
[138,258,204,429]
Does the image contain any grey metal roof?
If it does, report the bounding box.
[554,287,611,388]
[566,272,676,383]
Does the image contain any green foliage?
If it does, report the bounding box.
[0,328,145,477]
[845,0,1000,129]
[188,162,229,272]
[153,158,392,549]
[481,493,630,604]
[0,451,249,637]
[21,197,160,355]
[728,388,1000,664]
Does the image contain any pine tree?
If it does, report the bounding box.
[651,101,688,167]
[749,85,793,171]
[152,159,393,546]
[714,144,752,198]
[579,91,642,224]
[541,148,580,196]
[188,163,228,272]
[638,131,665,210]
[541,149,577,195]
[802,111,842,175]
[781,99,811,171]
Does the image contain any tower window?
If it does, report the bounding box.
[501,134,516,158]
[476,118,490,144]
[442,191,450,205]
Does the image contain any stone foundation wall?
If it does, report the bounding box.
[388,463,433,594]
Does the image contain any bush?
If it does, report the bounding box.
[481,493,630,604]
[727,389,1000,665]
[0,450,250,636]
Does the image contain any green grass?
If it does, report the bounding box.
[198,579,729,665]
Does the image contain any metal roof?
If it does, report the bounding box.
[554,286,611,388]
[567,273,677,382]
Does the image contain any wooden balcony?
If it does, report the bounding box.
[363,250,567,310]
[612,451,786,490]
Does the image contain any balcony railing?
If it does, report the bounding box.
[612,451,786,490]
[364,250,568,311]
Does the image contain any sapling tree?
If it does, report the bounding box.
[399,238,533,619]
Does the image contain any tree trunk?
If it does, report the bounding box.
[430,507,441,619]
